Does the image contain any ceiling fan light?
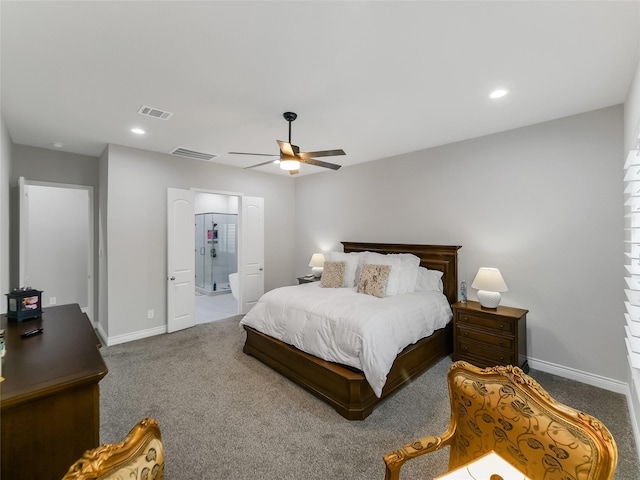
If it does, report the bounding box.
[280,159,300,171]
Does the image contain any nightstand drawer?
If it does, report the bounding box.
[458,339,515,365]
[456,312,515,334]
[456,325,514,350]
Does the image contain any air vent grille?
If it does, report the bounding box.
[170,147,218,161]
[138,105,173,120]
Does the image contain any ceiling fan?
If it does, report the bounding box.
[228,112,345,175]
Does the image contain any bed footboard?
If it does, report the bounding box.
[243,323,453,420]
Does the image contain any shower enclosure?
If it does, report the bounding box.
[195,212,238,295]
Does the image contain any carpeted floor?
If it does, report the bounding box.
[100,316,640,479]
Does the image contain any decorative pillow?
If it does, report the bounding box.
[357,264,391,298]
[320,261,346,288]
[415,266,444,292]
[362,252,404,295]
[325,251,360,287]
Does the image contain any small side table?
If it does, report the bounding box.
[452,300,528,372]
[297,276,320,284]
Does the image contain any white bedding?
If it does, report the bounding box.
[240,282,452,397]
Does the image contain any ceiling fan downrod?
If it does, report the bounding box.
[283,111,297,143]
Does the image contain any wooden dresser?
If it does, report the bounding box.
[1,303,108,480]
[452,300,529,372]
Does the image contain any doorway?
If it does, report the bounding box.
[18,178,94,320]
[194,192,239,323]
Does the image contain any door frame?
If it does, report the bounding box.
[18,177,95,321]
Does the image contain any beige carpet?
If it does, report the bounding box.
[99,317,639,479]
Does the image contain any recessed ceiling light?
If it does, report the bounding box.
[489,89,510,99]
[51,142,64,148]
[131,128,145,135]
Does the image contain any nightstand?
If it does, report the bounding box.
[297,276,320,284]
[452,300,529,372]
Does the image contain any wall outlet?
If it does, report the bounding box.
[49,297,57,305]
[147,309,154,319]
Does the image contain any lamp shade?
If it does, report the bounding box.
[308,253,325,277]
[471,267,508,308]
[308,253,325,268]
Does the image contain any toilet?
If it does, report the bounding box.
[229,272,239,300]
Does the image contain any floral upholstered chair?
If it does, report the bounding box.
[383,361,617,480]
[61,418,164,480]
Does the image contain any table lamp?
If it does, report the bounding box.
[435,451,530,480]
[309,253,325,277]
[471,267,508,309]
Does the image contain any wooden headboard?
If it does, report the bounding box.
[341,242,461,305]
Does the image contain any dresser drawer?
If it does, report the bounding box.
[457,339,515,365]
[456,325,514,350]
[456,312,515,334]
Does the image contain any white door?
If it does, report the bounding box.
[167,188,195,333]
[240,196,264,313]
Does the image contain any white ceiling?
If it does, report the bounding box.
[1,1,639,176]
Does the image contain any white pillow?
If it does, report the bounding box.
[415,266,444,292]
[389,253,420,294]
[325,251,360,287]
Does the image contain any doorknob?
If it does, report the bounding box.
[169,276,175,281]
[259,267,263,271]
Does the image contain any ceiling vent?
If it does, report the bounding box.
[170,147,218,162]
[138,105,173,120]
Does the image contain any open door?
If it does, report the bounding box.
[167,188,195,333]
[240,196,264,314]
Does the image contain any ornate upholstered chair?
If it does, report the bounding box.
[384,361,618,480]
[61,417,164,480]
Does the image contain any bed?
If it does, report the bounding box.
[241,242,461,420]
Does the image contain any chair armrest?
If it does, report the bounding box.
[383,430,454,480]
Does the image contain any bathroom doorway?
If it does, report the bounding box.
[194,192,239,323]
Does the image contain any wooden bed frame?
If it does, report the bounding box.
[242,242,461,420]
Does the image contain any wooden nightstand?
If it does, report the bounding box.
[452,300,529,372]
[297,276,320,284]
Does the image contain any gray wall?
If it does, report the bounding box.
[9,144,100,316]
[101,144,296,339]
[0,114,11,312]
[295,105,625,384]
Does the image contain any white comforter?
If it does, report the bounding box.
[240,282,452,397]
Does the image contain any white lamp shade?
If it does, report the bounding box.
[309,253,325,277]
[471,268,508,292]
[308,253,325,268]
[435,451,531,480]
[471,268,508,309]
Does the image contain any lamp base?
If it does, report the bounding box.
[312,267,323,278]
[477,290,501,309]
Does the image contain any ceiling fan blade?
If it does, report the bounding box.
[289,170,299,175]
[299,157,341,170]
[298,149,346,159]
[244,159,279,169]
[277,140,296,157]
[228,152,276,157]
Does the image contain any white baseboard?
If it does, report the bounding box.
[528,357,628,394]
[101,325,167,346]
